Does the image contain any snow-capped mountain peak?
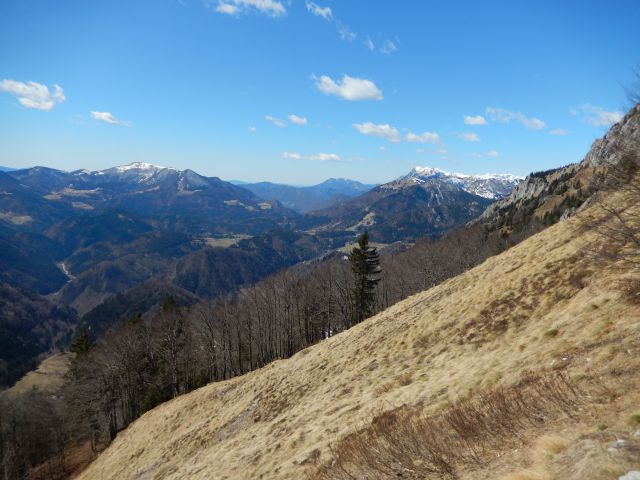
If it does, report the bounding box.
[113,162,172,173]
[401,165,523,200]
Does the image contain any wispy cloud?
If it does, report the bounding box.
[265,114,285,127]
[315,74,383,101]
[380,39,398,55]
[406,131,440,144]
[364,36,375,51]
[461,132,480,142]
[0,79,65,111]
[570,104,623,127]
[305,1,332,20]
[283,151,342,162]
[337,22,357,42]
[463,115,487,125]
[288,114,308,125]
[303,5,396,54]
[210,0,286,17]
[248,126,256,133]
[549,128,568,136]
[91,111,131,126]
[353,122,402,143]
[485,106,546,130]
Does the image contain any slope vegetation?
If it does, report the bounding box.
[78,193,640,480]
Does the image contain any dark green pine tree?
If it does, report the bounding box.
[69,329,92,356]
[348,231,382,326]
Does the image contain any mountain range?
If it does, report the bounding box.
[242,178,377,213]
[309,167,521,242]
[0,160,522,386]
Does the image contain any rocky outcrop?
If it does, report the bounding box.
[480,103,640,231]
[583,104,640,167]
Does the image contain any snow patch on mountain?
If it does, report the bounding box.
[114,162,173,173]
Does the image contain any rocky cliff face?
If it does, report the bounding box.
[480,103,640,231]
[583,104,640,167]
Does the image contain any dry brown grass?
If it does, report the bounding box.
[76,192,640,480]
[312,373,580,480]
[1,353,73,399]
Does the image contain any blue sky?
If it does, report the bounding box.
[0,0,638,184]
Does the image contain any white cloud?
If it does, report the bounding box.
[211,0,285,17]
[365,37,375,51]
[461,132,480,142]
[549,128,568,136]
[283,151,342,162]
[0,79,65,111]
[380,39,397,55]
[463,115,487,125]
[265,115,285,127]
[248,126,256,133]
[485,106,546,130]
[305,1,332,20]
[90,111,131,126]
[288,114,308,125]
[571,104,623,127]
[437,148,448,156]
[315,74,383,101]
[406,131,441,144]
[521,117,546,130]
[215,3,239,14]
[337,22,356,42]
[353,122,401,143]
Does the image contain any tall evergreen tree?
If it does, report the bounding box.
[69,329,92,356]
[348,232,381,326]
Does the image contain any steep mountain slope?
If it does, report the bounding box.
[0,283,77,387]
[77,189,640,480]
[309,167,520,243]
[243,178,376,213]
[0,170,72,231]
[77,280,200,339]
[0,229,68,294]
[173,229,328,298]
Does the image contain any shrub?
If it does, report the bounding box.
[313,372,581,479]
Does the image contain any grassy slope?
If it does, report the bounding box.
[76,196,640,480]
[1,353,72,399]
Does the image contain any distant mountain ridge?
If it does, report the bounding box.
[400,166,522,199]
[309,166,521,242]
[6,162,299,235]
[242,178,377,213]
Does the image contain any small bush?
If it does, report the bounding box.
[545,328,559,338]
